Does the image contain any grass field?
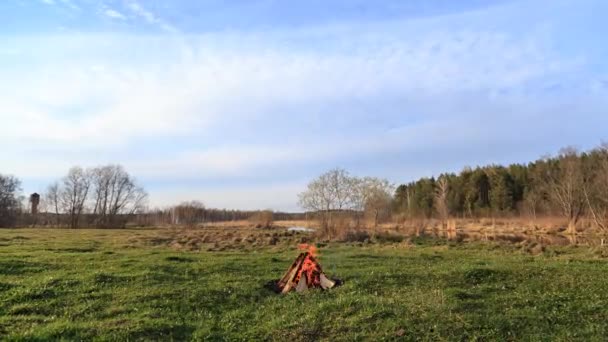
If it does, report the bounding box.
[2,228,608,341]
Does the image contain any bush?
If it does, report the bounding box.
[249,210,274,228]
[342,230,371,243]
[374,231,405,243]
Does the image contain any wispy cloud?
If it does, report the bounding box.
[102,8,125,20]
[40,0,79,10]
[58,0,79,11]
[125,1,177,33]
[0,26,581,151]
[3,0,606,210]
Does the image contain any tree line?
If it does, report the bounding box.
[296,143,608,235]
[2,143,608,232]
[33,165,146,228]
[0,165,303,228]
[392,144,608,233]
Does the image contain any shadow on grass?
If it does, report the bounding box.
[125,321,195,341]
[0,282,16,292]
[463,268,509,286]
[50,247,98,253]
[92,273,134,287]
[165,256,195,263]
[0,260,51,276]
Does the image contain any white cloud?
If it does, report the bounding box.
[40,0,79,10]
[0,27,577,151]
[58,0,79,10]
[104,9,126,20]
[125,1,177,33]
[2,10,602,209]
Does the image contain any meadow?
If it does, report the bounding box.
[2,227,608,341]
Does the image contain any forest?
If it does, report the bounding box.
[393,144,608,234]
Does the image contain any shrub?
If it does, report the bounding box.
[249,210,274,228]
[374,231,405,243]
[342,230,371,243]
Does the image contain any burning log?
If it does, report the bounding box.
[272,244,339,294]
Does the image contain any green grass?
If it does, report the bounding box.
[1,229,608,341]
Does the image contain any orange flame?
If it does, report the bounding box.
[298,243,318,257]
[294,244,322,287]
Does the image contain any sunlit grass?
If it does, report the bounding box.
[1,229,608,340]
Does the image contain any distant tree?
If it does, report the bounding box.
[393,184,412,217]
[523,186,543,220]
[0,174,22,227]
[584,144,608,231]
[390,143,608,225]
[412,178,436,218]
[507,163,528,207]
[298,168,356,232]
[473,170,491,214]
[44,182,62,226]
[249,210,274,228]
[434,176,450,224]
[545,148,587,234]
[488,167,514,213]
[60,166,92,229]
[90,165,147,228]
[172,200,206,227]
[523,160,551,219]
[353,177,394,228]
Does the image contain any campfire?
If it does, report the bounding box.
[271,244,340,293]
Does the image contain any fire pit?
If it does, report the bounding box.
[267,244,342,294]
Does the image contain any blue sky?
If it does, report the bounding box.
[1,0,607,211]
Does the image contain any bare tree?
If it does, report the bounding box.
[434,176,450,225]
[523,187,543,220]
[327,168,354,210]
[299,169,394,232]
[60,166,92,229]
[298,168,356,234]
[546,148,586,234]
[44,182,62,226]
[172,200,206,227]
[249,210,274,228]
[352,177,394,228]
[90,165,147,228]
[584,143,608,231]
[0,174,22,227]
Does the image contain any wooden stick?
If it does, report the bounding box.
[295,274,309,293]
[281,253,307,294]
[319,273,336,289]
[278,253,304,287]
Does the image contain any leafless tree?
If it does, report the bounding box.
[299,169,394,232]
[298,168,356,234]
[60,166,92,229]
[352,177,394,228]
[523,188,543,220]
[584,143,608,232]
[546,148,587,234]
[90,165,148,228]
[434,176,450,225]
[44,182,62,226]
[327,168,355,210]
[249,209,274,228]
[0,174,22,227]
[171,200,206,227]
